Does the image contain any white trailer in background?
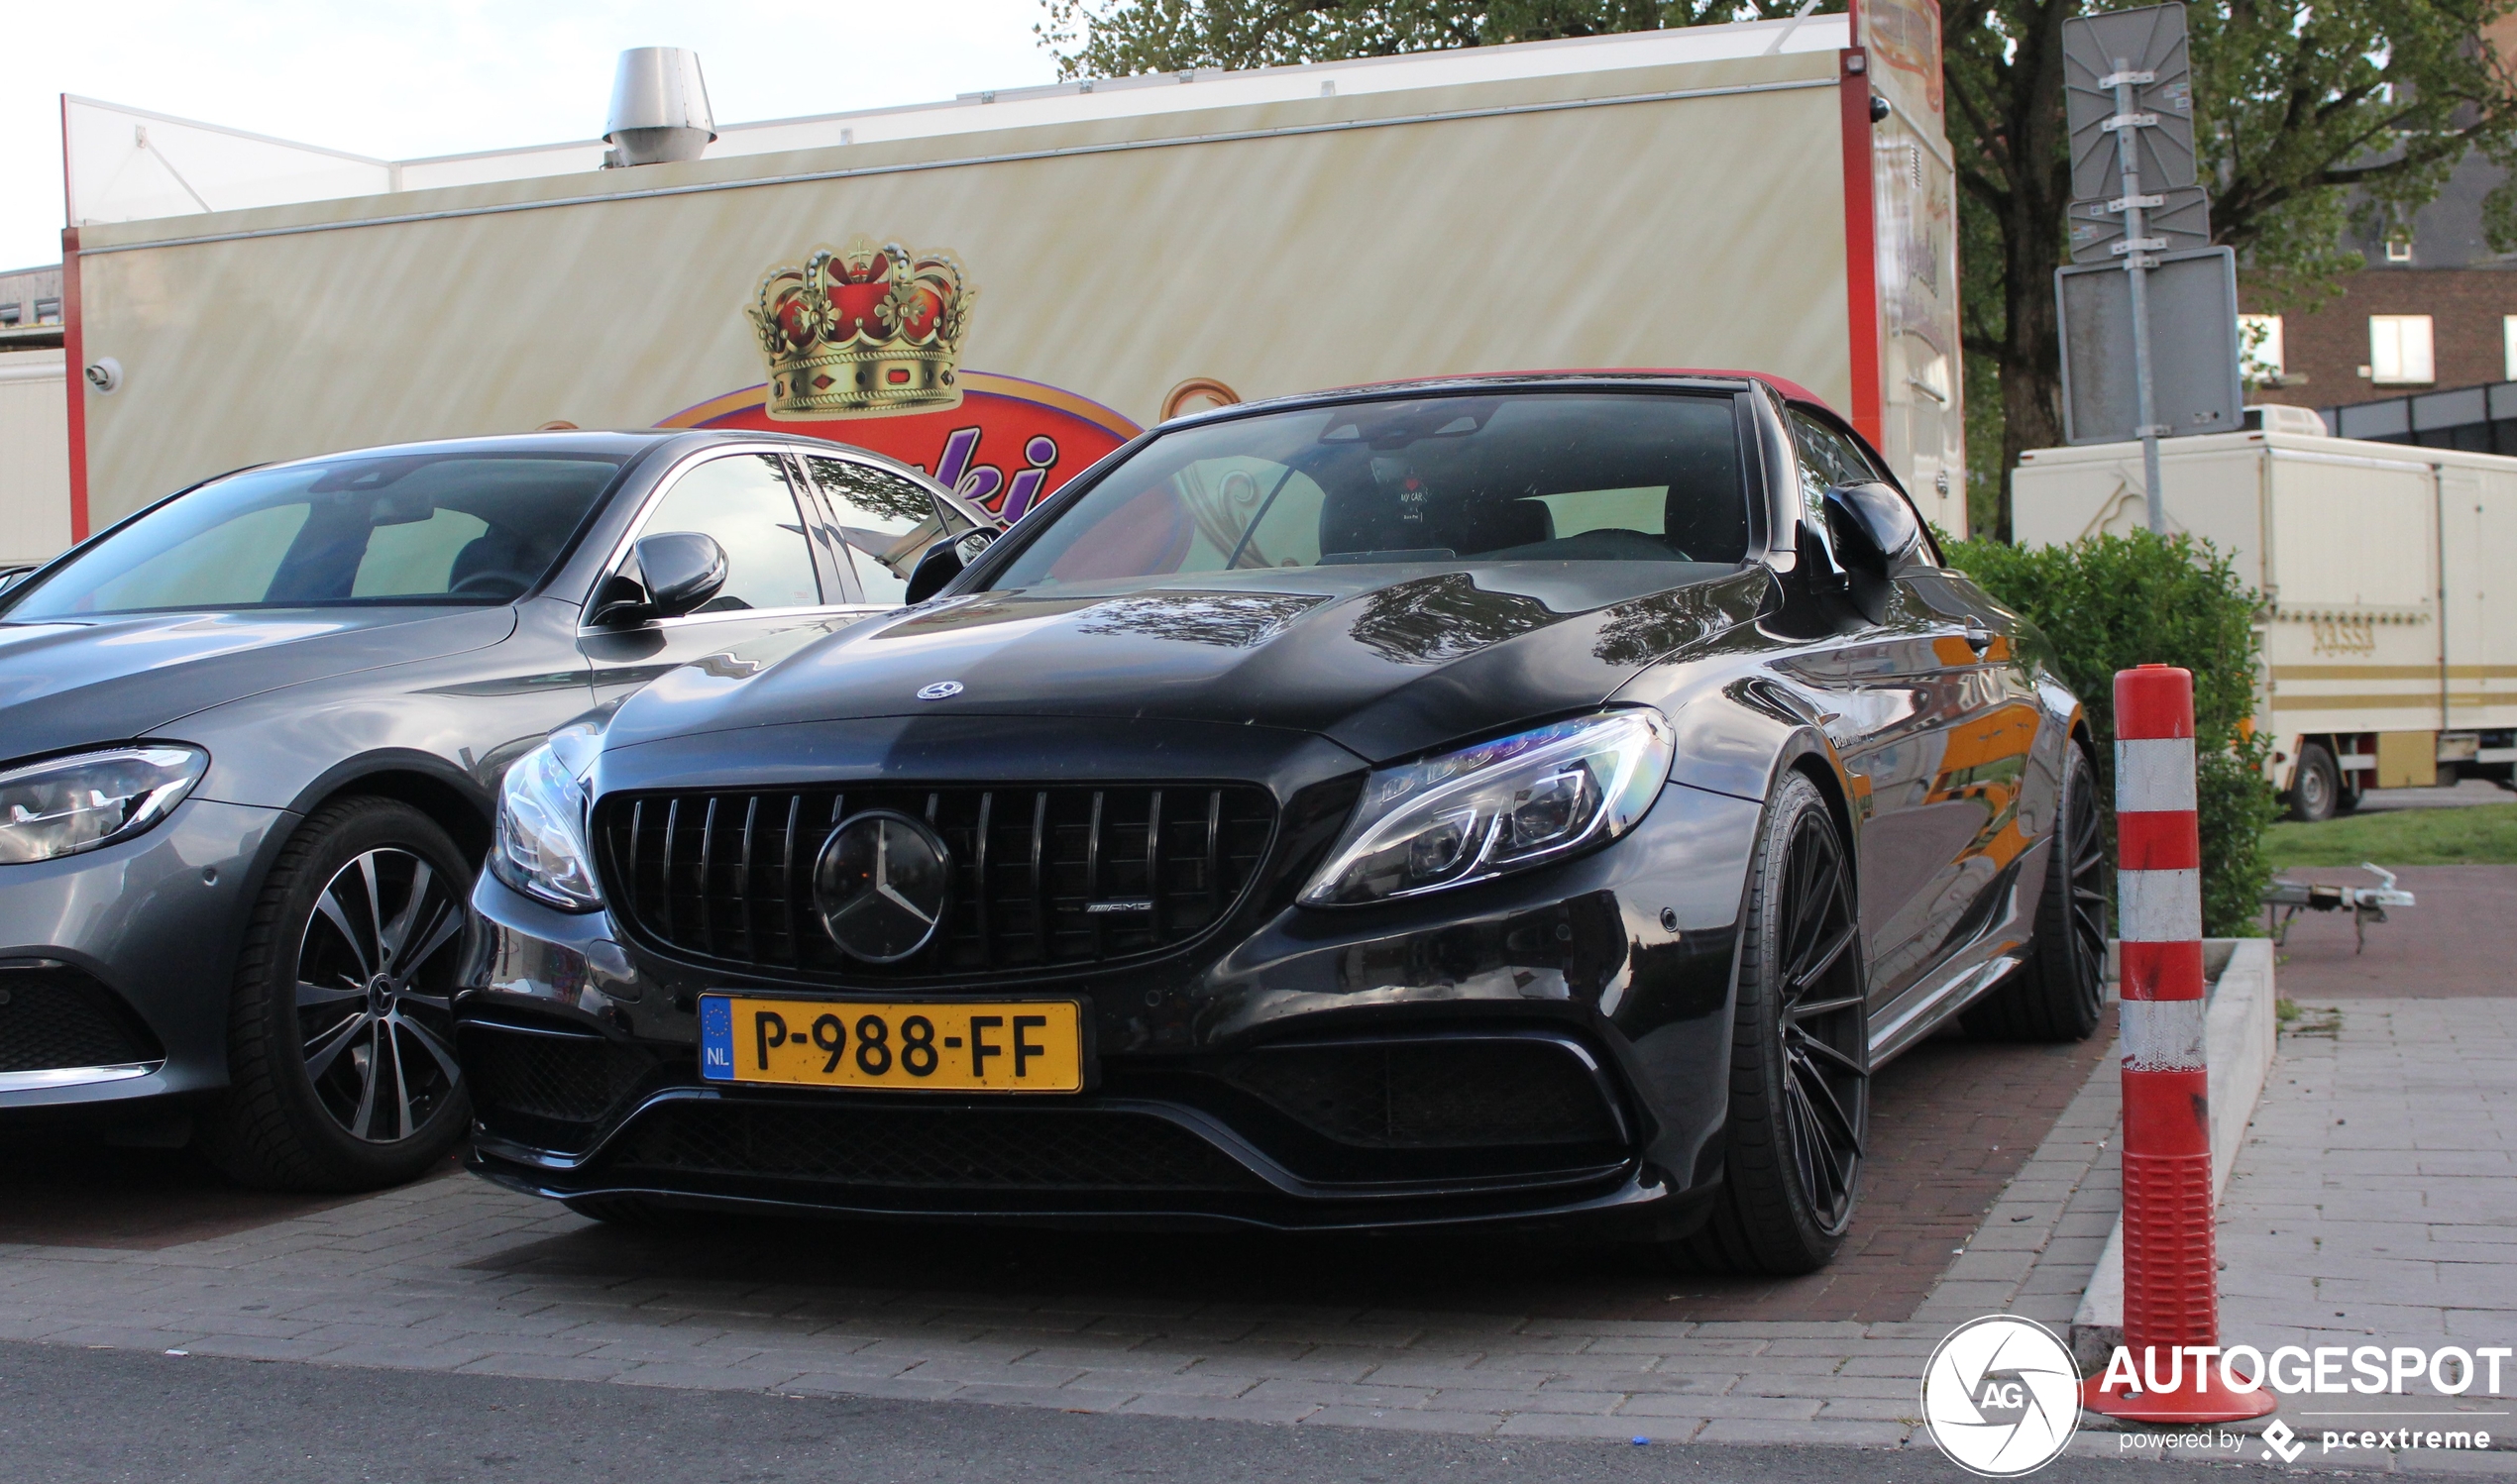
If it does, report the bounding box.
[2012,418,2517,818]
[56,3,1967,543]
[0,349,70,571]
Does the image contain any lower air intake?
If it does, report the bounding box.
[0,965,161,1073]
[614,1102,1265,1191]
[462,1023,657,1151]
[1221,1037,1621,1148]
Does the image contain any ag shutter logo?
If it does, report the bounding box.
[1922,1317,2083,1476]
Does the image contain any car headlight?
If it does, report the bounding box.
[1300,709,1675,906]
[492,724,603,911]
[0,745,208,865]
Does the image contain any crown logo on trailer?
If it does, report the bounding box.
[747,235,976,419]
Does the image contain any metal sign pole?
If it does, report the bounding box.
[2107,57,2169,533]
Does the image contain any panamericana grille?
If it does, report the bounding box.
[0,965,161,1073]
[613,1102,1265,1191]
[598,785,1276,978]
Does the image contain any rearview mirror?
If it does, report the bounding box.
[590,531,728,626]
[902,528,997,605]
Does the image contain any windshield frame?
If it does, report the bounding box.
[959,381,1773,595]
[0,447,641,621]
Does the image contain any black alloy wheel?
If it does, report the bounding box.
[2289,742,2341,823]
[1681,771,1869,1275]
[201,798,475,1191]
[1965,742,2106,1042]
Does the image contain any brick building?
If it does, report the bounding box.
[2243,149,2517,415]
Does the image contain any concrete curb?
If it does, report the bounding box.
[2068,938,2278,1366]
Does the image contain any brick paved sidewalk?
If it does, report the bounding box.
[0,1162,1955,1446]
[2217,1000,2517,1429]
[32,995,2503,1469]
[0,1025,2128,1451]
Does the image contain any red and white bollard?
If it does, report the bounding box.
[2081,665,2276,1424]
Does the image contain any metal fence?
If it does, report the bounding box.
[2320,381,2517,453]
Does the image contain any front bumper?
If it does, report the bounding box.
[458,774,1763,1230]
[0,797,287,1114]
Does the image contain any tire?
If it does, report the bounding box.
[1963,742,2106,1042]
[1677,771,1868,1276]
[2288,742,2341,823]
[198,797,475,1192]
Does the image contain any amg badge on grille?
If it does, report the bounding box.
[813,810,954,962]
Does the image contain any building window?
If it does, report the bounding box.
[31,297,60,325]
[2240,314,2285,383]
[2505,316,2517,382]
[0,304,18,327]
[2384,238,2414,263]
[2369,315,2435,384]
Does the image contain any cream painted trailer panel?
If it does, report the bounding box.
[2013,430,2517,799]
[0,351,71,567]
[64,20,1967,545]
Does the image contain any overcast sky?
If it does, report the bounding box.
[0,0,1063,270]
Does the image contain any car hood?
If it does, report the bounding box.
[0,606,517,762]
[602,562,1775,765]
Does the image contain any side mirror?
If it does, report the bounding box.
[639,532,729,617]
[1821,481,1923,579]
[902,528,997,605]
[590,531,727,626]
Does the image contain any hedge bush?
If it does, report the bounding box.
[1939,528,2280,938]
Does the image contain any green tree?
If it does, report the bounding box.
[1036,1,1799,78]
[1954,0,2517,537]
[1048,0,2517,545]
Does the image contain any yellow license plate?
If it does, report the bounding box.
[698,995,1085,1093]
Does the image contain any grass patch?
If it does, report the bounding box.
[2264,802,2517,868]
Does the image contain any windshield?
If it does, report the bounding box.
[5,452,626,619]
[990,391,1747,588]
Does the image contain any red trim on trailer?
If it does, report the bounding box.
[59,96,88,543]
[1838,49,1884,450]
[60,224,87,543]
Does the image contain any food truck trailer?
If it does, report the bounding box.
[52,2,1966,547]
[2014,420,2517,816]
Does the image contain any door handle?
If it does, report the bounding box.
[1963,627,1997,653]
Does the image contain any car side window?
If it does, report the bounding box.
[1789,408,1935,565]
[1789,408,1885,503]
[805,456,959,605]
[633,453,821,613]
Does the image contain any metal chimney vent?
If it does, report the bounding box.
[604,48,715,167]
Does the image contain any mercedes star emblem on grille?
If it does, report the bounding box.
[814,810,954,962]
[916,681,964,699]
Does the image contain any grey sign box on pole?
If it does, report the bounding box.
[2063,4,2197,199]
[2057,245,2243,445]
[2068,184,2210,264]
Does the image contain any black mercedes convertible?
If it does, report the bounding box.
[459,372,2104,1273]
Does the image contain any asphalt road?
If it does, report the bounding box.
[2,1339,2490,1484]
